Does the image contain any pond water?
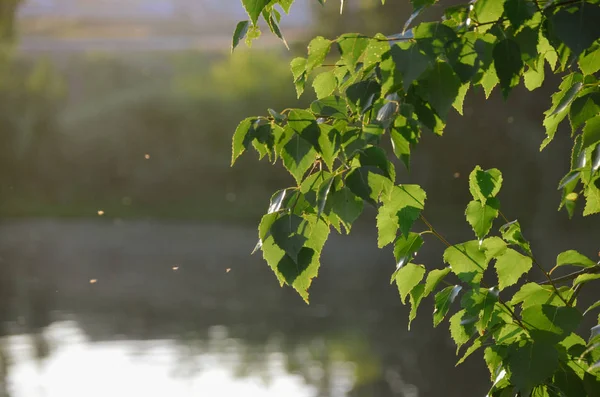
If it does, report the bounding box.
[0,220,491,397]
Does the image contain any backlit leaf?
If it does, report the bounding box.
[434,285,462,327]
[281,133,317,184]
[241,0,270,25]
[313,70,337,99]
[306,36,332,74]
[465,198,500,239]
[395,263,426,304]
[444,241,488,284]
[493,39,523,99]
[494,248,532,290]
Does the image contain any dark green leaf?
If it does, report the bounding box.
[346,80,381,115]
[232,20,251,51]
[418,61,461,119]
[504,0,535,28]
[241,0,270,25]
[231,117,257,165]
[550,3,600,57]
[434,285,462,327]
[465,198,500,239]
[583,115,600,151]
[393,232,424,270]
[395,263,426,304]
[522,304,582,344]
[456,334,486,365]
[506,341,558,395]
[317,176,334,218]
[270,214,309,262]
[281,133,317,184]
[390,42,432,92]
[494,248,533,290]
[493,39,523,99]
[345,166,392,206]
[541,73,584,150]
[310,96,348,119]
[469,166,503,204]
[570,93,600,132]
[261,215,329,302]
[287,109,321,151]
[330,187,363,233]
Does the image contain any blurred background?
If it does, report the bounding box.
[0,1,597,396]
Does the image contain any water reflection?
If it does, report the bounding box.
[0,220,492,397]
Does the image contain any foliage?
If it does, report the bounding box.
[231,0,600,395]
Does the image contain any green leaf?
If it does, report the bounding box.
[465,198,500,239]
[504,0,535,28]
[469,166,503,204]
[493,39,523,99]
[574,273,600,287]
[346,80,381,115]
[585,300,600,316]
[506,341,559,395]
[579,43,600,75]
[523,56,545,91]
[583,115,600,151]
[310,96,348,119]
[231,117,256,165]
[358,147,396,181]
[287,109,321,151]
[290,57,307,97]
[270,214,309,262]
[510,283,572,309]
[241,0,270,25]
[499,220,532,255]
[480,64,499,99]
[281,133,317,184]
[345,166,392,206]
[393,232,424,270]
[482,237,507,261]
[521,304,582,344]
[408,283,425,330]
[550,3,600,57]
[452,83,470,116]
[553,250,597,272]
[330,187,363,233]
[312,70,337,99]
[541,73,583,150]
[419,61,461,120]
[494,248,533,290]
[424,267,451,297]
[484,346,506,381]
[444,241,488,284]
[306,36,332,74]
[390,113,420,170]
[450,309,474,350]
[456,334,486,365]
[474,0,506,26]
[376,185,426,247]
[390,42,432,92]
[570,93,600,132]
[337,34,370,69]
[261,216,330,302]
[316,176,334,218]
[232,20,251,51]
[584,180,600,216]
[395,263,426,304]
[362,35,390,71]
[433,285,462,327]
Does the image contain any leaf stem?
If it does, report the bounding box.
[531,256,570,306]
[539,265,600,285]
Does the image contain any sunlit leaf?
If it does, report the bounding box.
[433,285,462,327]
[494,248,532,290]
[395,263,426,304]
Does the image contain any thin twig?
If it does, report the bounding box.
[539,266,600,285]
